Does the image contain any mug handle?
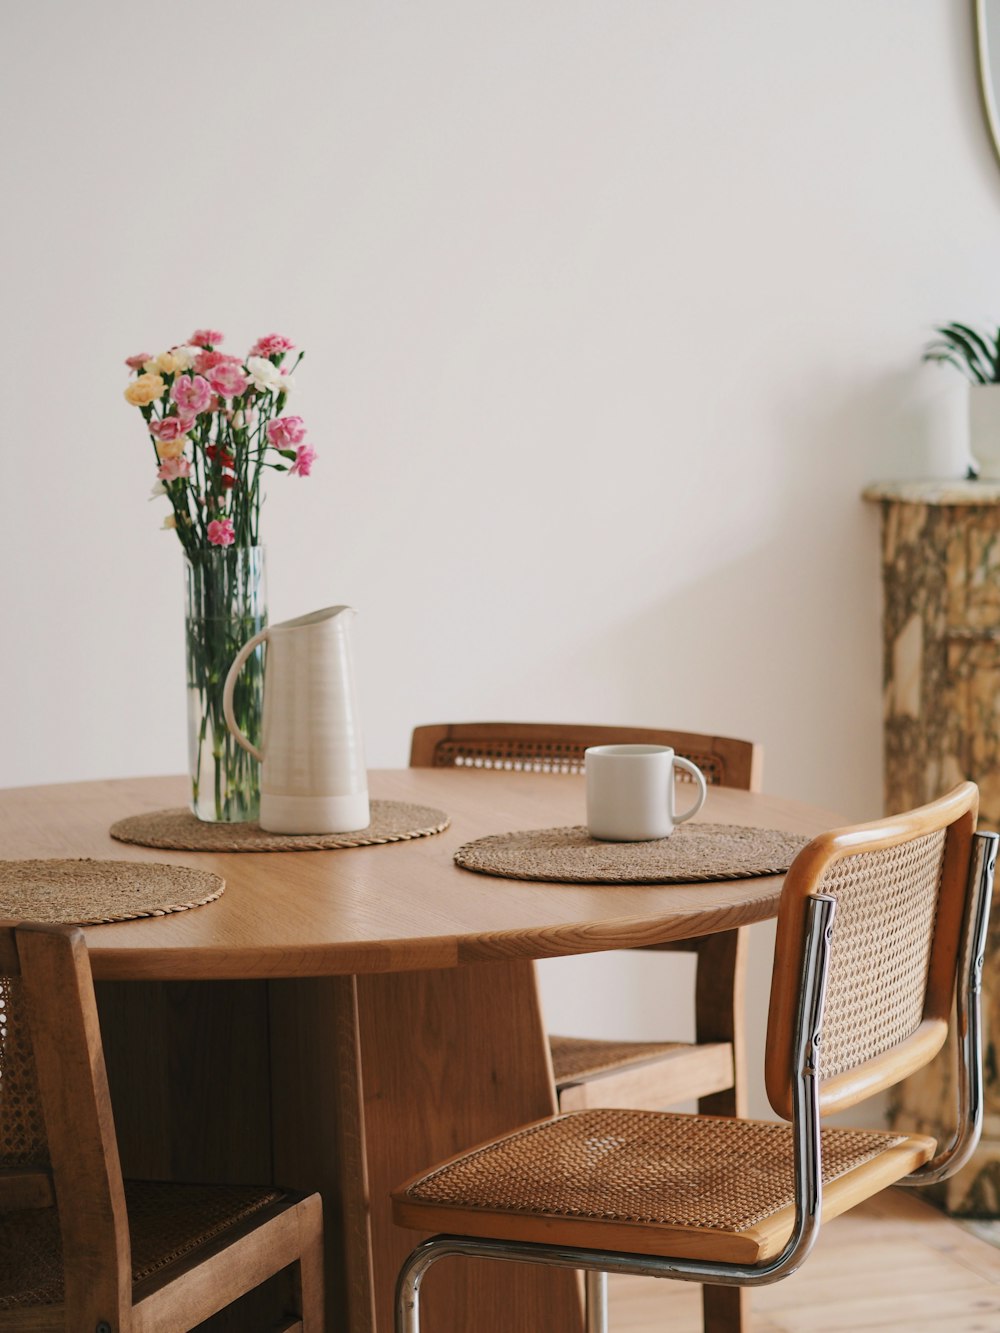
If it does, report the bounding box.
[671,756,708,823]
[222,628,269,763]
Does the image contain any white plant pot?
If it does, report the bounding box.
[970,383,1000,479]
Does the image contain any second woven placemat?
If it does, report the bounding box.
[454,822,809,884]
[0,859,225,925]
[110,800,449,852]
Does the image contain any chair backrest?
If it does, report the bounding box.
[765,783,979,1121]
[0,924,130,1319]
[410,722,763,791]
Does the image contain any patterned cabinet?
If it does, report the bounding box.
[864,479,1000,1215]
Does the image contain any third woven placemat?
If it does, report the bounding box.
[454,822,809,884]
[110,800,449,852]
[0,859,224,925]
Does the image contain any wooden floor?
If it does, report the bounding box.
[612,1189,1000,1332]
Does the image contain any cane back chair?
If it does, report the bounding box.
[392,783,995,1333]
[411,722,763,1117]
[0,923,324,1330]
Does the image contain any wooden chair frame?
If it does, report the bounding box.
[392,787,996,1333]
[0,924,324,1332]
[409,722,762,792]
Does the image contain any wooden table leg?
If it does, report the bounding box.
[358,960,582,1333]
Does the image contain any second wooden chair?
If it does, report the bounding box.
[410,721,762,1118]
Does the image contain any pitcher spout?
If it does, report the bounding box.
[272,605,356,632]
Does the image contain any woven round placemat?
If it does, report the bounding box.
[0,859,225,925]
[454,822,810,884]
[109,800,449,852]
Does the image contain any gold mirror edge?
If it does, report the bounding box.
[975,0,1000,172]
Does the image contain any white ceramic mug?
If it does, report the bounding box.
[585,744,707,841]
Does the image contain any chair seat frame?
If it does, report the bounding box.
[395,830,997,1333]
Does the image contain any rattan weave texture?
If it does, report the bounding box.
[109,800,449,851]
[0,1181,284,1309]
[434,740,725,786]
[817,831,945,1081]
[402,1108,906,1234]
[549,1036,691,1083]
[0,859,224,925]
[0,976,47,1169]
[454,822,808,885]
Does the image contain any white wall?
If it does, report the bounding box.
[2,0,998,1118]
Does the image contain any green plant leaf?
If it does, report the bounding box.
[923,348,984,382]
[949,323,996,378]
[932,324,993,380]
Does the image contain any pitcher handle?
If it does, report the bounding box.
[672,756,708,823]
[222,628,269,763]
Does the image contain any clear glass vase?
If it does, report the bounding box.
[184,546,267,822]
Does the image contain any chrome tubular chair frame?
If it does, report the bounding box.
[395,829,997,1333]
[900,829,997,1186]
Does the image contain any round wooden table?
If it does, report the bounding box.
[0,770,841,1333]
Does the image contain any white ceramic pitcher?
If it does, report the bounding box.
[222,605,370,834]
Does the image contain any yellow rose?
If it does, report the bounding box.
[124,373,166,407]
[154,435,188,461]
[161,513,177,530]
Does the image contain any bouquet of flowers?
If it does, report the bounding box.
[124,328,316,548]
[123,328,317,821]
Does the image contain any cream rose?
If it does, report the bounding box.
[124,373,166,407]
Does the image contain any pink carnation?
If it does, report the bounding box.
[125,351,152,370]
[194,349,242,376]
[266,415,307,447]
[190,328,224,347]
[170,375,213,415]
[205,362,249,399]
[207,517,236,547]
[149,417,188,443]
[157,456,192,482]
[250,333,295,358]
[289,443,317,477]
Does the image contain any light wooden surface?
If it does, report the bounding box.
[0,771,840,1333]
[0,770,839,980]
[612,1189,1000,1333]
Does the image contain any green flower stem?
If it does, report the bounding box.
[185,546,266,822]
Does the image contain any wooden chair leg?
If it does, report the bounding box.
[295,1196,326,1331]
[702,1284,750,1333]
[693,927,748,1118]
[696,928,749,1331]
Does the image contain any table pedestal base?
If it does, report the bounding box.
[98,961,582,1332]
